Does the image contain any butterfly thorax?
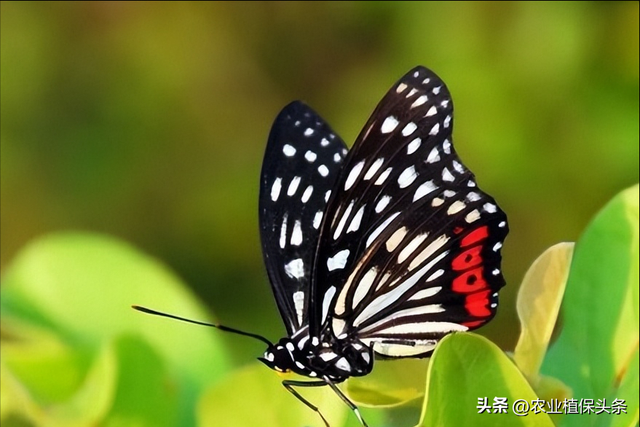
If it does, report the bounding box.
[259,329,374,381]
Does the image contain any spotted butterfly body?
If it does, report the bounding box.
[258,66,508,424]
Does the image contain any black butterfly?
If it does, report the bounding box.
[135,66,508,427]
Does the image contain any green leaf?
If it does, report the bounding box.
[513,242,574,384]
[1,319,94,405]
[599,348,638,427]
[419,333,555,427]
[344,358,428,408]
[1,232,232,386]
[542,185,639,427]
[197,363,348,427]
[1,325,117,427]
[103,334,179,427]
[0,232,235,427]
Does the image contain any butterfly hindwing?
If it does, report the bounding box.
[259,101,348,334]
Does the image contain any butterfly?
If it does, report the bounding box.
[135,65,508,427]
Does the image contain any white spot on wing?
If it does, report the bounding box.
[465,209,481,223]
[452,160,464,173]
[413,180,437,201]
[484,203,497,213]
[425,105,437,117]
[381,116,399,134]
[409,286,442,301]
[364,158,384,180]
[322,286,336,322]
[283,144,296,157]
[293,291,305,326]
[291,220,303,246]
[375,195,391,213]
[432,197,444,207]
[385,227,407,252]
[305,150,317,162]
[321,138,330,147]
[396,83,407,93]
[426,146,440,163]
[374,168,392,186]
[301,185,313,203]
[444,115,451,128]
[271,178,282,201]
[447,200,466,215]
[493,242,503,251]
[327,249,350,271]
[285,258,305,279]
[352,267,378,309]
[443,139,451,154]
[442,168,455,182]
[345,161,365,191]
[467,192,481,202]
[402,122,417,136]
[426,269,444,282]
[287,176,301,196]
[313,211,323,229]
[407,138,421,154]
[397,166,417,188]
[318,164,329,177]
[411,95,428,109]
[279,214,288,249]
[429,123,440,135]
[347,204,366,233]
[304,128,314,136]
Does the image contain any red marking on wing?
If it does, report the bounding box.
[452,267,487,293]
[464,290,492,317]
[462,319,485,328]
[460,226,488,247]
[451,245,483,271]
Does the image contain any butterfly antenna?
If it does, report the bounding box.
[132,305,273,346]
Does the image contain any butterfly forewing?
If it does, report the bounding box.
[259,101,348,334]
[310,66,508,355]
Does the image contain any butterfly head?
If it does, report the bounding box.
[259,336,319,377]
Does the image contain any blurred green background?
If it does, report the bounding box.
[1,1,638,361]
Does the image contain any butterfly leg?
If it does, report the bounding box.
[282,379,331,427]
[323,376,368,427]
